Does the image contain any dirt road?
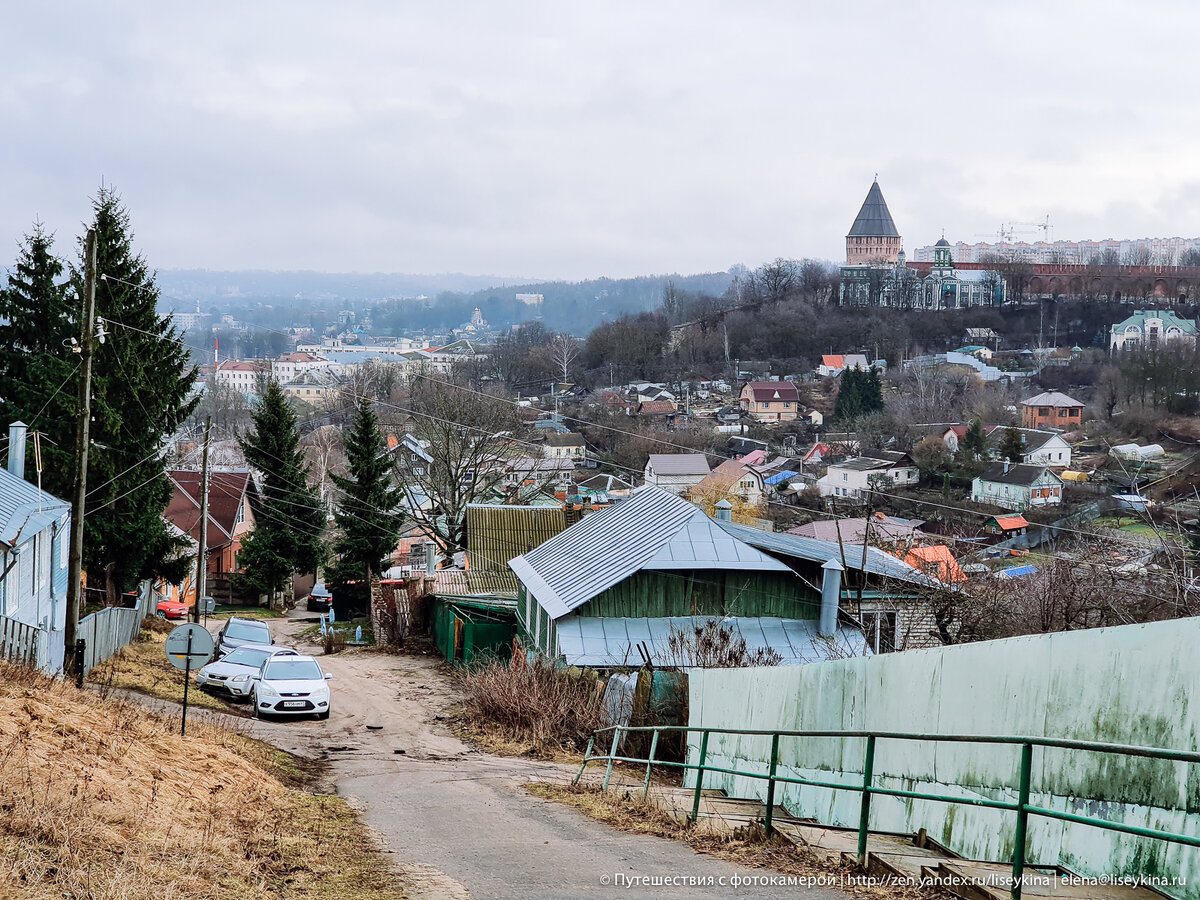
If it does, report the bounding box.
[203,612,847,899]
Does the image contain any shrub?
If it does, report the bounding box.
[461,653,605,754]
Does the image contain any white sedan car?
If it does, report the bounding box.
[195,644,297,700]
[250,654,333,720]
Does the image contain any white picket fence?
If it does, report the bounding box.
[0,615,49,671]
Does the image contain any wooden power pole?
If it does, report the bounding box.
[193,416,212,624]
[64,227,97,678]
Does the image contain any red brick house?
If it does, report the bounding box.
[163,470,259,604]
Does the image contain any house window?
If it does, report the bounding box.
[783,402,791,409]
[762,402,770,408]
[235,499,245,526]
[862,611,897,653]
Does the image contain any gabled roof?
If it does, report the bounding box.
[989,515,1029,531]
[787,516,925,544]
[461,504,568,596]
[646,453,710,476]
[578,473,633,492]
[830,452,913,472]
[743,381,800,402]
[637,400,676,415]
[509,487,791,619]
[692,455,767,496]
[0,467,69,549]
[821,355,845,368]
[847,181,900,238]
[543,433,585,448]
[975,463,1060,487]
[900,544,965,585]
[1021,391,1084,408]
[164,470,256,548]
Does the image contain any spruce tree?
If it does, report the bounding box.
[73,190,199,596]
[999,425,1024,463]
[0,225,77,492]
[960,419,988,460]
[237,381,325,601]
[331,398,402,582]
[834,368,863,421]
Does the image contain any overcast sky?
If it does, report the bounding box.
[4,1,1200,281]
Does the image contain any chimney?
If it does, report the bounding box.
[714,499,733,522]
[819,558,844,637]
[1003,459,1010,474]
[7,422,27,479]
[424,542,437,574]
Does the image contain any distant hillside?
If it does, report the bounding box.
[156,269,531,306]
[372,272,735,334]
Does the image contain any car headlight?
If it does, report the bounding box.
[313,685,330,698]
[257,682,279,698]
[230,674,250,683]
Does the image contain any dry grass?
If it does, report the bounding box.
[529,783,952,900]
[0,661,403,899]
[459,654,605,757]
[86,621,234,713]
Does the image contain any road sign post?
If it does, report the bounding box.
[165,623,215,736]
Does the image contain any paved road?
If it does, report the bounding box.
[195,612,849,899]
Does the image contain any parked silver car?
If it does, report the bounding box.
[216,616,273,657]
[195,644,297,699]
[250,654,333,720]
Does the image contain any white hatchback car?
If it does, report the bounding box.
[250,654,333,720]
[195,644,297,700]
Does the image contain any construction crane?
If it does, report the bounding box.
[1011,214,1053,243]
[975,215,1054,245]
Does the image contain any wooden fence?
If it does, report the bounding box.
[0,615,49,670]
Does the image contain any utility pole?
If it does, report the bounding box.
[64,228,97,679]
[193,416,212,624]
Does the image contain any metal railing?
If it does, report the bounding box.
[78,605,145,677]
[574,725,1200,900]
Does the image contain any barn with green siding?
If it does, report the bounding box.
[509,487,871,667]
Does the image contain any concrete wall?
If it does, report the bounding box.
[687,619,1200,894]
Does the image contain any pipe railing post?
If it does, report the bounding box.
[573,734,596,785]
[643,729,660,800]
[690,730,710,823]
[1011,742,1034,900]
[765,732,781,835]
[601,727,622,791]
[856,735,876,864]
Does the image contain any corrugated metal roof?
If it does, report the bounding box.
[764,470,799,485]
[714,520,936,585]
[555,615,870,668]
[0,467,69,548]
[646,453,710,476]
[466,504,567,572]
[997,565,1037,579]
[509,487,790,619]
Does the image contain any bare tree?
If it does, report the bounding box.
[548,333,580,383]
[395,370,526,554]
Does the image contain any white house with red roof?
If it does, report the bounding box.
[739,381,800,422]
[817,353,869,377]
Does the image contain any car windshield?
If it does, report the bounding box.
[264,659,323,681]
[225,621,269,641]
[222,647,272,668]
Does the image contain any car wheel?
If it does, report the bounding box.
[156,610,167,618]
[251,691,263,719]
[318,708,330,721]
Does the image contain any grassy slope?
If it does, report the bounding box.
[0,661,403,900]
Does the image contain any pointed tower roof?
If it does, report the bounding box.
[847,180,900,238]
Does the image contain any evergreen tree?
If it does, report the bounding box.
[74,190,199,596]
[960,419,988,460]
[999,425,1024,463]
[331,398,402,581]
[0,225,76,493]
[834,366,884,422]
[236,381,325,601]
[834,368,863,421]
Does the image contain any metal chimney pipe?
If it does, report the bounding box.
[8,422,27,479]
[714,499,733,522]
[819,558,844,637]
[425,542,436,574]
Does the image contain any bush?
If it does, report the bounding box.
[461,653,605,754]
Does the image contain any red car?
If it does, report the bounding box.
[156,599,190,620]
